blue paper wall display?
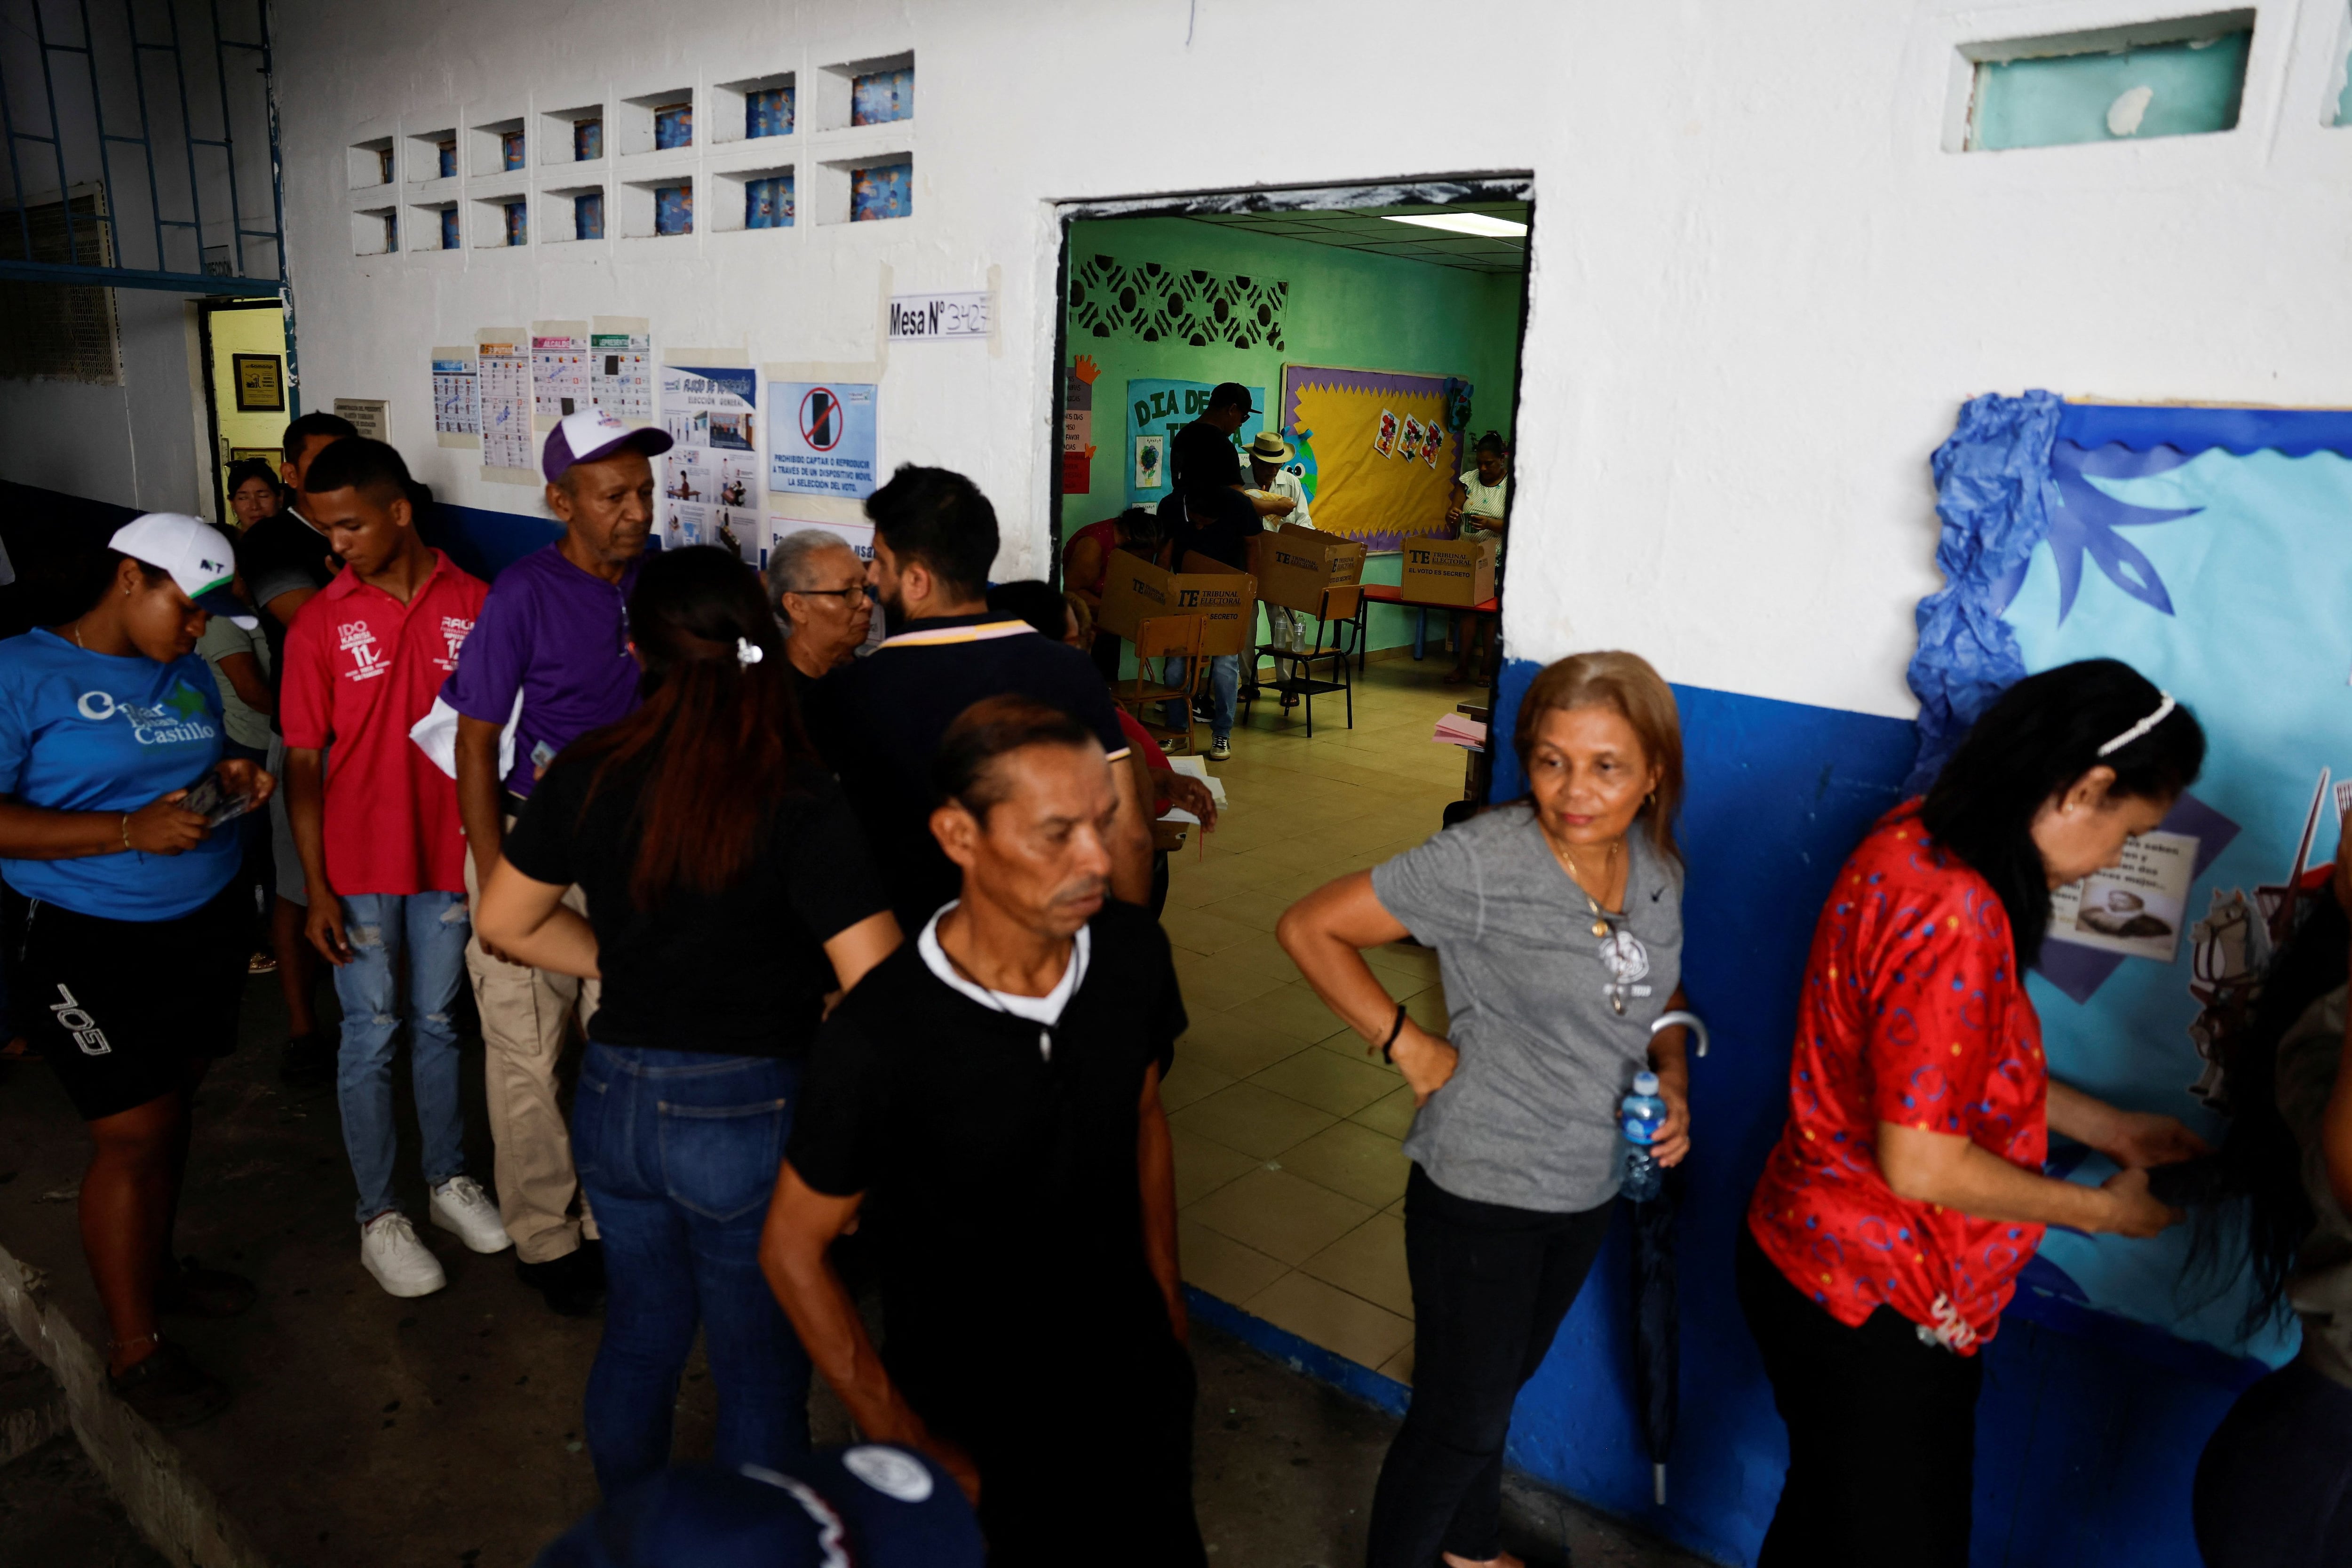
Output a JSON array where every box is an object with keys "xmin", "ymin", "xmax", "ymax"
[
  {"xmin": 1910, "ymin": 396, "xmax": 2352, "ymax": 1367},
  {"xmin": 747, "ymin": 86, "xmax": 793, "ymax": 140},
  {"xmin": 850, "ymin": 160, "xmax": 911, "ymax": 223}
]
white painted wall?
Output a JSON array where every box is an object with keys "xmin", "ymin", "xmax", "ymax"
[
  {"xmin": 255, "ymin": 0, "xmax": 2352, "ymax": 720},
  {"xmin": 0, "ymin": 289, "xmax": 211, "ymax": 516}
]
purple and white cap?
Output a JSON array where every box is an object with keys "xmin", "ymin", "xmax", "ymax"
[{"xmin": 542, "ymin": 408, "xmax": 675, "ymax": 485}]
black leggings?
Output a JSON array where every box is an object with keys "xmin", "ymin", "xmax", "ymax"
[
  {"xmin": 1366, "ymin": 1166, "xmax": 1613, "ymax": 1567},
  {"xmin": 2194, "ymin": 1356, "xmax": 2352, "ymax": 1568},
  {"xmin": 1735, "ymin": 1223, "xmax": 1982, "ymax": 1568}
]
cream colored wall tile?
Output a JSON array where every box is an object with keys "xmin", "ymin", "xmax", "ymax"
[
  {"xmin": 1244, "ymin": 1270, "xmax": 1414, "ymax": 1371},
  {"xmin": 1279, "ymin": 1120, "xmax": 1413, "ymax": 1209},
  {"xmin": 1160, "ymin": 903, "xmax": 1266, "ymax": 957},
  {"xmin": 1171, "ymin": 1127, "xmax": 1260, "ymax": 1208},
  {"xmin": 1178, "ymin": 1217, "xmax": 1289, "ymax": 1304},
  {"xmin": 1185, "ymin": 1166, "xmax": 1372, "ymax": 1265},
  {"xmin": 1248, "ymin": 982, "xmax": 1348, "ymax": 1043},
  {"xmin": 1198, "ymin": 889, "xmax": 1295, "ymax": 933},
  {"xmin": 1249, "ymin": 1049, "xmax": 1398, "ymax": 1119},
  {"xmin": 1299, "ymin": 1212, "xmax": 1413, "ymax": 1316},
  {"xmin": 1169, "ymin": 1082, "xmax": 1336, "ymax": 1161}
]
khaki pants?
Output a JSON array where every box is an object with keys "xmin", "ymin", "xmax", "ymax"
[{"xmin": 465, "ymin": 833, "xmax": 601, "ymax": 1264}]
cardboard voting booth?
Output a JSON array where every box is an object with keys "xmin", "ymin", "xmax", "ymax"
[
  {"xmin": 1400, "ymin": 536, "xmax": 1498, "ymax": 606},
  {"xmin": 1249, "ymin": 525, "xmax": 1366, "ymax": 614},
  {"xmin": 1097, "ymin": 551, "xmax": 1258, "ymax": 656}
]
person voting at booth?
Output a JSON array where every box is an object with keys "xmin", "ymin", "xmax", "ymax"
[
  {"xmin": 1243, "ymin": 433, "xmax": 1315, "ymax": 656},
  {"xmin": 1443, "ymin": 432, "xmax": 1510, "ymax": 685}
]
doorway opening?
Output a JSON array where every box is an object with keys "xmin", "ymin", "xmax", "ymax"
[
  {"xmin": 1045, "ymin": 176, "xmax": 1533, "ymax": 1384},
  {"xmin": 197, "ymin": 296, "xmax": 291, "ymax": 525}
]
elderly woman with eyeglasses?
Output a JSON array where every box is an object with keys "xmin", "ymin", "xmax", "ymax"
[{"xmin": 763, "ymin": 530, "xmax": 874, "ymax": 701}]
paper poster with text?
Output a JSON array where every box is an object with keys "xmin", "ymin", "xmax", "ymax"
[
  {"xmin": 590, "ymin": 329, "xmax": 652, "ymax": 423},
  {"xmin": 431, "ymin": 350, "xmax": 478, "ymax": 444},
  {"xmin": 660, "ymin": 365, "xmax": 761, "ymax": 556},
  {"xmin": 477, "ymin": 337, "xmax": 533, "ymax": 476},
  {"xmin": 769, "ymin": 381, "xmax": 879, "ymax": 500},
  {"xmin": 2048, "ymin": 829, "xmax": 2199, "ymax": 963},
  {"xmin": 532, "ymin": 329, "xmax": 590, "ymax": 424}
]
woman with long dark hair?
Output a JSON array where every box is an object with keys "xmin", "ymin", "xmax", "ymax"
[
  {"xmin": 1740, "ymin": 658, "xmax": 2209, "ymax": 1566},
  {"xmin": 2184, "ymin": 877, "xmax": 2352, "ymax": 1566},
  {"xmin": 1282, "ymin": 651, "xmax": 1695, "ymax": 1568},
  {"xmin": 476, "ymin": 546, "xmax": 900, "ymax": 1495}
]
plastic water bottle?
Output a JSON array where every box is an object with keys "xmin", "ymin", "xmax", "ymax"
[{"xmin": 1620, "ymin": 1071, "xmax": 1667, "ymax": 1202}]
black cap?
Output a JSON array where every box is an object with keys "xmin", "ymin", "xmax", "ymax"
[{"xmin": 1207, "ymin": 382, "xmax": 1254, "ymax": 414}]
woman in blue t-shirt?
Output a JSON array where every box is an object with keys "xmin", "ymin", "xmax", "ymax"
[{"xmin": 0, "ymin": 513, "xmax": 274, "ymax": 1431}]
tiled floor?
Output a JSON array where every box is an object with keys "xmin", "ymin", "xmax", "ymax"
[{"xmin": 1167, "ymin": 653, "xmax": 1478, "ymax": 1386}]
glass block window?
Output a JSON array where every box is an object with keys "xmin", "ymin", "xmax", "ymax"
[
  {"xmin": 504, "ymin": 200, "xmax": 528, "ymax": 247},
  {"xmin": 437, "ymin": 140, "xmax": 456, "ymax": 179},
  {"xmin": 850, "ymin": 159, "xmax": 911, "ymax": 222},
  {"xmin": 746, "ymin": 174, "xmax": 793, "ymax": 229},
  {"xmin": 851, "ymin": 67, "xmax": 913, "ymax": 126},
  {"xmin": 575, "ymin": 192, "xmax": 604, "ymax": 241},
  {"xmin": 748, "ymin": 86, "xmax": 794, "ymax": 139},
  {"xmin": 655, "ymin": 184, "xmax": 693, "ymax": 236},
  {"xmin": 574, "ymin": 118, "xmax": 603, "ymax": 160},
  {"xmin": 501, "ymin": 129, "xmax": 526, "ymax": 170},
  {"xmin": 439, "ymin": 207, "xmax": 460, "ymax": 249},
  {"xmin": 654, "ymin": 103, "xmax": 693, "ymax": 150}
]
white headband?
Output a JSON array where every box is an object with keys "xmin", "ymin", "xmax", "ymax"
[{"xmin": 2097, "ymin": 692, "xmax": 2176, "ymax": 757}]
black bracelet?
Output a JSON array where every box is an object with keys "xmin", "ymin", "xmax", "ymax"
[{"xmin": 1378, "ymin": 1002, "xmax": 1409, "ymax": 1063}]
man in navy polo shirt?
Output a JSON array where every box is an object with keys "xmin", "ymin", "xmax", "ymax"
[
  {"xmin": 802, "ymin": 465, "xmax": 1152, "ymax": 935},
  {"xmin": 441, "ymin": 408, "xmax": 671, "ymax": 1317}
]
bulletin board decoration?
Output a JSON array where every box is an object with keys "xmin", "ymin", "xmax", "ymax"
[
  {"xmin": 1909, "ymin": 391, "xmax": 2352, "ymax": 1371},
  {"xmin": 1123, "ymin": 378, "xmax": 1263, "ymax": 508},
  {"xmin": 1281, "ymin": 365, "xmax": 1461, "ymax": 551}
]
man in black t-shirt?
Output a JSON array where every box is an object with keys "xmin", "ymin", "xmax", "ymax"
[
  {"xmin": 764, "ymin": 696, "xmax": 1203, "ymax": 1568},
  {"xmin": 802, "ymin": 465, "xmax": 1152, "ymax": 932},
  {"xmin": 235, "ymin": 408, "xmax": 356, "ymax": 1088}
]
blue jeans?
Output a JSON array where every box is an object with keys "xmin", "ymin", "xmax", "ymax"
[
  {"xmin": 332, "ymin": 891, "xmax": 470, "ymax": 1224},
  {"xmin": 1161, "ymin": 653, "xmax": 1240, "ymax": 741},
  {"xmin": 572, "ymin": 1042, "xmax": 810, "ymax": 1496}
]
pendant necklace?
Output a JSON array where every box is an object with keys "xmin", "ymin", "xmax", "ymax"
[{"xmin": 1558, "ymin": 836, "xmax": 1620, "ymax": 939}]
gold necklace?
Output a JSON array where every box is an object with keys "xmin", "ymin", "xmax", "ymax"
[{"xmin": 1554, "ymin": 836, "xmax": 1621, "ymax": 939}]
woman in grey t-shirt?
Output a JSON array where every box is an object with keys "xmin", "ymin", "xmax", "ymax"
[{"xmin": 1280, "ymin": 651, "xmax": 1694, "ymax": 1568}]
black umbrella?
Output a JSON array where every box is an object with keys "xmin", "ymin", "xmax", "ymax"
[{"xmin": 1631, "ymin": 1009, "xmax": 1708, "ymax": 1507}]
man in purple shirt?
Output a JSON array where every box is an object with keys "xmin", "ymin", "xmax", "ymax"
[{"xmin": 442, "ymin": 409, "xmax": 669, "ymax": 1317}]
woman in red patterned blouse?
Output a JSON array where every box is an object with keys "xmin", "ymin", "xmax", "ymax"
[{"xmin": 1740, "ymin": 660, "xmax": 2211, "ymax": 1567}]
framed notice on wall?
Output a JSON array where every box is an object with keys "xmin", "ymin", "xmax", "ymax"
[{"xmin": 231, "ymin": 353, "xmax": 283, "ymax": 412}]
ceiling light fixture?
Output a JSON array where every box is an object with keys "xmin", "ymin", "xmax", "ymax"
[{"xmin": 1382, "ymin": 212, "xmax": 1528, "ymax": 239}]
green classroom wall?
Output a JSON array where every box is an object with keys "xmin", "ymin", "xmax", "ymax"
[{"xmin": 1060, "ymin": 215, "xmax": 1523, "ymax": 657}]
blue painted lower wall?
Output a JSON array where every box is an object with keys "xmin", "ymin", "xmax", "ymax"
[{"xmin": 1214, "ymin": 657, "xmax": 2237, "ymax": 1567}]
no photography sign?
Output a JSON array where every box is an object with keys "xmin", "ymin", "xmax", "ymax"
[{"xmin": 769, "ymin": 380, "xmax": 878, "ymax": 499}]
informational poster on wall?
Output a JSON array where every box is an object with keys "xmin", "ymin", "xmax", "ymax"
[
  {"xmin": 1062, "ymin": 355, "xmax": 1097, "ymax": 494},
  {"xmin": 659, "ymin": 364, "xmax": 761, "ymax": 558},
  {"xmin": 532, "ymin": 320, "xmax": 590, "ymax": 427},
  {"xmin": 768, "ymin": 380, "xmax": 879, "ymax": 499},
  {"xmin": 1124, "ymin": 379, "xmax": 1263, "ymax": 509},
  {"xmin": 333, "ymin": 398, "xmax": 388, "ymax": 444},
  {"xmin": 431, "ymin": 347, "xmax": 479, "ymax": 448},
  {"xmin": 476, "ymin": 330, "xmax": 534, "ymax": 481},
  {"xmin": 1280, "ymin": 365, "xmax": 1462, "ymax": 551},
  {"xmin": 768, "ymin": 515, "xmax": 876, "ymax": 565},
  {"xmin": 589, "ymin": 316, "xmax": 652, "ymax": 423},
  {"xmin": 1908, "ymin": 396, "xmax": 2352, "ymax": 1367}
]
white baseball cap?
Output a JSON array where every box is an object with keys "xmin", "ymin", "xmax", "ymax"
[
  {"xmin": 542, "ymin": 407, "xmax": 674, "ymax": 484},
  {"xmin": 109, "ymin": 513, "xmax": 256, "ymax": 628}
]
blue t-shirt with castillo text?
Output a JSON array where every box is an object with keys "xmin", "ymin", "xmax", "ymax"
[{"xmin": 0, "ymin": 629, "xmax": 238, "ymax": 920}]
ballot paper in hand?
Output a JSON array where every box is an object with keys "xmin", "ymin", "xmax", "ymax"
[{"xmin": 1165, "ymin": 754, "xmax": 1229, "ymax": 809}]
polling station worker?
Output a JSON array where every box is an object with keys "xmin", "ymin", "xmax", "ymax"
[
  {"xmin": 1280, "ymin": 652, "xmax": 1694, "ymax": 1568},
  {"xmin": 1060, "ymin": 506, "xmax": 1164, "ymax": 683},
  {"xmin": 1243, "ymin": 432, "xmax": 1319, "ymax": 660},
  {"xmin": 1740, "ymin": 659, "xmax": 2210, "ymax": 1567}
]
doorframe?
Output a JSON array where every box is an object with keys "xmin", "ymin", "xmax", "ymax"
[
  {"xmin": 1042, "ymin": 174, "xmax": 1535, "ymax": 795},
  {"xmin": 196, "ymin": 294, "xmax": 291, "ymax": 526}
]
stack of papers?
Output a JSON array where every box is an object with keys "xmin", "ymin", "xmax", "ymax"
[
  {"xmin": 1160, "ymin": 754, "xmax": 1230, "ymax": 825},
  {"xmin": 1433, "ymin": 713, "xmax": 1487, "ymax": 751}
]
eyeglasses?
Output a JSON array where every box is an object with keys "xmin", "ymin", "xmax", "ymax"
[{"xmin": 792, "ymin": 585, "xmax": 874, "ymax": 605}]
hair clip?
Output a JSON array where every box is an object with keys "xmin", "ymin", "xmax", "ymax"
[
  {"xmin": 736, "ymin": 637, "xmax": 764, "ymax": 666},
  {"xmin": 2096, "ymin": 692, "xmax": 2174, "ymax": 757}
]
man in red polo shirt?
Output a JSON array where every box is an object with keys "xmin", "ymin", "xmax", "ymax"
[{"xmin": 282, "ymin": 438, "xmax": 510, "ymax": 1298}]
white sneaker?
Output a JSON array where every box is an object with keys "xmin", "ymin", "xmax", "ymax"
[
  {"xmin": 429, "ymin": 1176, "xmax": 512, "ymax": 1255},
  {"xmin": 360, "ymin": 1212, "xmax": 447, "ymax": 1297}
]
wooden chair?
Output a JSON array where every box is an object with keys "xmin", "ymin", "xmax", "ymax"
[
  {"xmin": 1244, "ymin": 584, "xmax": 1359, "ymax": 737},
  {"xmin": 1117, "ymin": 613, "xmax": 1208, "ymax": 754}
]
